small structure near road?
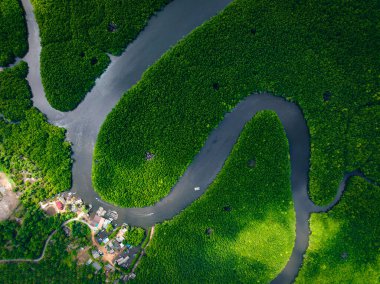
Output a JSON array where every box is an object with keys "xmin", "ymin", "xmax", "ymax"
[
  {"xmin": 145, "ymin": 152, "xmax": 155, "ymax": 161},
  {"xmin": 205, "ymin": 228, "xmax": 213, "ymax": 236},
  {"xmin": 40, "ymin": 191, "xmax": 88, "ymax": 216},
  {"xmin": 92, "ymin": 250, "xmax": 100, "ymax": 259},
  {"xmin": 90, "ymin": 214, "xmax": 105, "ymax": 230},
  {"xmin": 55, "ymin": 200, "xmax": 64, "ymax": 211},
  {"xmin": 116, "ymin": 255, "xmax": 129, "ymax": 266},
  {"xmin": 92, "ymin": 261, "xmax": 102, "ymax": 272}
]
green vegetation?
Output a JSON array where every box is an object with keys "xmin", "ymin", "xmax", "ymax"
[
  {"xmin": 135, "ymin": 111, "xmax": 295, "ymax": 283},
  {"xmin": 0, "ymin": 61, "xmax": 31, "ymax": 121},
  {"xmin": 296, "ymin": 177, "xmax": 380, "ymax": 283},
  {"xmin": 0, "ymin": 0, "xmax": 28, "ymax": 66},
  {"xmin": 31, "ymin": 0, "xmax": 172, "ymax": 111},
  {"xmin": 0, "ymin": 62, "xmax": 72, "ymax": 258},
  {"xmin": 94, "ymin": 0, "xmax": 380, "ymax": 207},
  {"xmin": 0, "ymin": 63, "xmax": 72, "ymax": 197},
  {"xmin": 124, "ymin": 227, "xmax": 145, "ymax": 247},
  {"xmin": 140, "ymin": 227, "xmax": 151, "ymax": 248},
  {"xmin": 105, "ymin": 223, "xmax": 113, "ymax": 233},
  {"xmin": 67, "ymin": 221, "xmax": 91, "ymax": 246},
  {"xmin": 0, "ymin": 206, "xmax": 72, "ymax": 259},
  {"xmin": 0, "ymin": 228, "xmax": 105, "ymax": 284},
  {"xmin": 108, "ymin": 226, "xmax": 120, "ymax": 240}
]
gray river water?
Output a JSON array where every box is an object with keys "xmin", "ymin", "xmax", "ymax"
[{"xmin": 12, "ymin": 0, "xmax": 366, "ymax": 282}]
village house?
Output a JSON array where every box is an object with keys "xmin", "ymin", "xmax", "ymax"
[
  {"xmin": 105, "ymin": 264, "xmax": 115, "ymax": 273},
  {"xmin": 92, "ymin": 250, "xmax": 100, "ymax": 259},
  {"xmin": 90, "ymin": 213, "xmax": 105, "ymax": 230},
  {"xmin": 55, "ymin": 200, "xmax": 64, "ymax": 211},
  {"xmin": 96, "ymin": 229, "xmax": 110, "ymax": 244},
  {"xmin": 116, "ymin": 255, "xmax": 129, "ymax": 266},
  {"xmin": 92, "ymin": 261, "xmax": 102, "ymax": 273}
]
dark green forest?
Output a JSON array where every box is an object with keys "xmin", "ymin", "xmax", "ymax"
[
  {"xmin": 0, "ymin": 0, "xmax": 28, "ymax": 66},
  {"xmin": 296, "ymin": 177, "xmax": 380, "ymax": 282},
  {"xmin": 32, "ymin": 0, "xmax": 172, "ymax": 111},
  {"xmin": 0, "ymin": 227, "xmax": 105, "ymax": 284},
  {"xmin": 0, "ymin": 0, "xmax": 379, "ymax": 282},
  {"xmin": 135, "ymin": 111, "xmax": 295, "ymax": 282},
  {"xmin": 94, "ymin": 0, "xmax": 380, "ymax": 207},
  {"xmin": 0, "ymin": 63, "xmax": 72, "ymax": 259}
]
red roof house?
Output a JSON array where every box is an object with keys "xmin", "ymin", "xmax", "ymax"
[{"xmin": 55, "ymin": 201, "xmax": 64, "ymax": 211}]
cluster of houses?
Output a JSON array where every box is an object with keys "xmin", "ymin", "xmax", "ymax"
[
  {"xmin": 94, "ymin": 223, "xmax": 140, "ymax": 269},
  {"xmin": 40, "ymin": 192, "xmax": 89, "ymax": 216},
  {"xmin": 89, "ymin": 206, "xmax": 117, "ymax": 230},
  {"xmin": 40, "ymin": 192, "xmax": 144, "ymax": 281}
]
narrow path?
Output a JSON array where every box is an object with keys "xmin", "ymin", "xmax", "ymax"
[{"xmin": 0, "ymin": 218, "xmax": 90, "ymax": 263}]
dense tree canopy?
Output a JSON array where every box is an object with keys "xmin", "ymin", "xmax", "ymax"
[
  {"xmin": 136, "ymin": 111, "xmax": 295, "ymax": 282},
  {"xmin": 0, "ymin": 0, "xmax": 28, "ymax": 66},
  {"xmin": 94, "ymin": 0, "xmax": 380, "ymax": 207},
  {"xmin": 0, "ymin": 229, "xmax": 104, "ymax": 283},
  {"xmin": 0, "ymin": 63, "xmax": 72, "ymax": 258},
  {"xmin": 296, "ymin": 177, "xmax": 380, "ymax": 283},
  {"xmin": 32, "ymin": 0, "xmax": 172, "ymax": 111}
]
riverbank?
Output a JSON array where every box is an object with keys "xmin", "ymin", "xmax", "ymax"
[
  {"xmin": 2, "ymin": 0, "xmax": 378, "ymax": 283},
  {"xmin": 134, "ymin": 111, "xmax": 295, "ymax": 283}
]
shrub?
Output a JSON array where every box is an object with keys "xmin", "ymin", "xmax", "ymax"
[{"xmin": 125, "ymin": 227, "xmax": 145, "ymax": 247}]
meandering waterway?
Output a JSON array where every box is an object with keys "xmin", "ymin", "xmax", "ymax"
[{"xmin": 15, "ymin": 0, "xmax": 369, "ymax": 282}]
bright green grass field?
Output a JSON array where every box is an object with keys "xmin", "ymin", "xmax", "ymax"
[
  {"xmin": 0, "ymin": 0, "xmax": 28, "ymax": 66},
  {"xmin": 32, "ymin": 0, "xmax": 171, "ymax": 111},
  {"xmin": 296, "ymin": 176, "xmax": 380, "ymax": 283},
  {"xmin": 94, "ymin": 0, "xmax": 380, "ymax": 207},
  {"xmin": 134, "ymin": 111, "xmax": 295, "ymax": 283}
]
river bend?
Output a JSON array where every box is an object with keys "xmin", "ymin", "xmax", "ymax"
[{"xmin": 15, "ymin": 0, "xmax": 367, "ymax": 283}]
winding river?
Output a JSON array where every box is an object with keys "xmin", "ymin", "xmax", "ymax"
[{"xmin": 14, "ymin": 0, "xmax": 368, "ymax": 282}]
